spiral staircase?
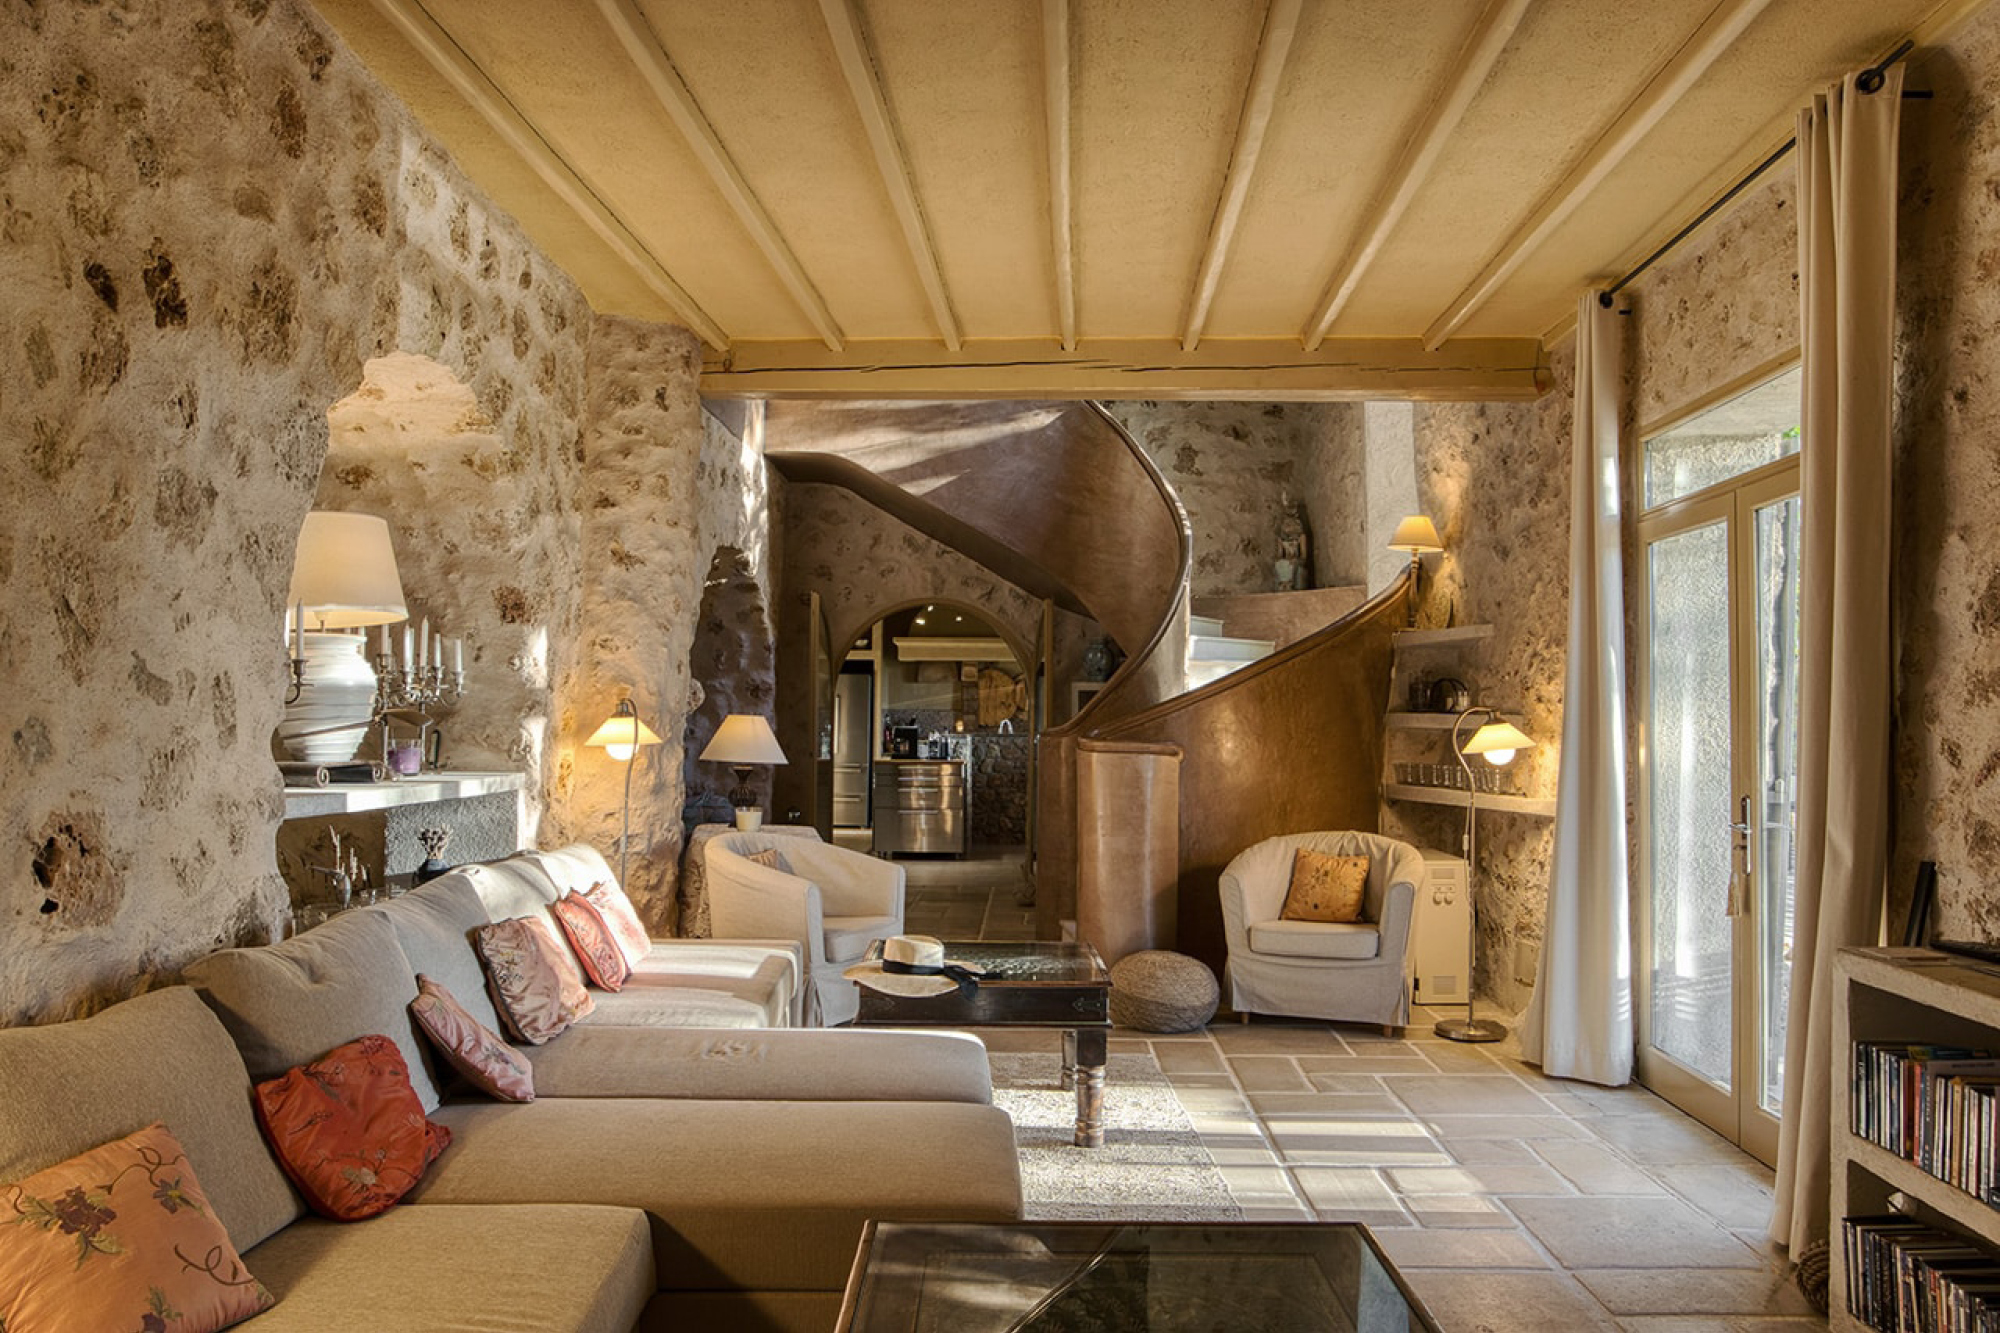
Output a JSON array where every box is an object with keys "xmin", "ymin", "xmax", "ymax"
[{"xmin": 762, "ymin": 400, "xmax": 1409, "ymax": 972}]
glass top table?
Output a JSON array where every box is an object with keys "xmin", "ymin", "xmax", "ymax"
[
  {"xmin": 836, "ymin": 1220, "xmax": 1440, "ymax": 1332},
  {"xmin": 853, "ymin": 939, "xmax": 1112, "ymax": 1146}
]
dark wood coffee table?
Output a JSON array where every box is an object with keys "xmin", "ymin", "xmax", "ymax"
[
  {"xmin": 836, "ymin": 1220, "xmax": 1442, "ymax": 1331},
  {"xmin": 852, "ymin": 939, "xmax": 1112, "ymax": 1147}
]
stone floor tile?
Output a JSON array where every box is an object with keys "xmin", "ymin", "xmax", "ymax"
[
  {"xmin": 1574, "ymin": 1268, "xmax": 1812, "ymax": 1316},
  {"xmin": 1226, "ymin": 1055, "xmax": 1311, "ymax": 1091},
  {"xmin": 1383, "ymin": 1073, "xmax": 1561, "ymax": 1116},
  {"xmin": 1291, "ymin": 1165, "xmax": 1411, "ymax": 1228},
  {"xmin": 1373, "ymin": 1226, "xmax": 1552, "ymax": 1270},
  {"xmin": 1590, "ymin": 1113, "xmax": 1756, "ymax": 1166},
  {"xmin": 1508, "ymin": 1196, "xmax": 1767, "ymax": 1270},
  {"xmin": 1533, "ymin": 1141, "xmax": 1670, "ymax": 1195},
  {"xmin": 1251, "ymin": 1090, "xmax": 1401, "ymax": 1116},
  {"xmin": 1162, "ymin": 1071, "xmax": 1236, "ymax": 1089},
  {"xmin": 1446, "ymin": 1138, "xmax": 1541, "ymax": 1165},
  {"xmin": 1297, "ymin": 1054, "xmax": 1436, "ymax": 1073},
  {"xmin": 1403, "ymin": 1194, "xmax": 1522, "ymax": 1228},
  {"xmin": 1404, "ymin": 1270, "xmax": 1619, "ymax": 1332},
  {"xmin": 1107, "ymin": 1037, "xmax": 1150, "ymax": 1054},
  {"xmin": 1209, "ymin": 1023, "xmax": 1350, "ymax": 1055},
  {"xmin": 1303, "ymin": 1070, "xmax": 1390, "ymax": 1093},
  {"xmin": 1389, "ymin": 1162, "xmax": 1572, "ymax": 1196},
  {"xmin": 1151, "ymin": 1041, "xmax": 1226, "ymax": 1075},
  {"xmin": 1266, "ymin": 1117, "xmax": 1453, "ymax": 1167},
  {"xmin": 1330, "ymin": 1034, "xmax": 1419, "ymax": 1055},
  {"xmin": 1663, "ymin": 1163, "xmax": 1777, "ymax": 1231},
  {"xmin": 1424, "ymin": 1114, "xmax": 1595, "ymax": 1141},
  {"xmin": 1415, "ymin": 1041, "xmax": 1511, "ymax": 1074}
]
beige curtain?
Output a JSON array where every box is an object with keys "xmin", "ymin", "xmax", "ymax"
[
  {"xmin": 1770, "ymin": 65, "xmax": 1901, "ymax": 1257},
  {"xmin": 1520, "ymin": 294, "xmax": 1632, "ymax": 1087}
]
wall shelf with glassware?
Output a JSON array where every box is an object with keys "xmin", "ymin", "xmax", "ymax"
[
  {"xmin": 1383, "ymin": 783, "xmax": 1555, "ymax": 817},
  {"xmin": 1381, "ymin": 623, "xmax": 1554, "ymax": 819}
]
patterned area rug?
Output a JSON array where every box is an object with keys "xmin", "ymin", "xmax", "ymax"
[{"xmin": 989, "ymin": 1052, "xmax": 1243, "ymax": 1221}]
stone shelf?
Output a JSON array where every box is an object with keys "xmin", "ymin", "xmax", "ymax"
[
  {"xmin": 1382, "ymin": 782, "xmax": 1555, "ymax": 818},
  {"xmin": 281, "ymin": 770, "xmax": 526, "ymax": 821},
  {"xmin": 1391, "ymin": 625, "xmax": 1496, "ymax": 649}
]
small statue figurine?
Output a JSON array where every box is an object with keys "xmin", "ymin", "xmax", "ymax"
[{"xmin": 1274, "ymin": 500, "xmax": 1312, "ymax": 592}]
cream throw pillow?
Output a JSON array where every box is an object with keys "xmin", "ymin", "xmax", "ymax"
[{"xmin": 1279, "ymin": 850, "xmax": 1370, "ymax": 923}]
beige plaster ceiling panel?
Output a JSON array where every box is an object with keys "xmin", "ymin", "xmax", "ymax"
[
  {"xmin": 1199, "ymin": 0, "xmax": 1465, "ymax": 338},
  {"xmin": 1071, "ymin": 0, "xmax": 1265, "ymax": 337},
  {"xmin": 641, "ymin": 0, "xmax": 939, "ymax": 338},
  {"xmin": 857, "ymin": 0, "xmax": 1055, "ymax": 339}
]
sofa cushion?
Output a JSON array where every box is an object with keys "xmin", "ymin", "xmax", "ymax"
[
  {"xmin": 461, "ymin": 857, "xmax": 564, "ymax": 933},
  {"xmin": 242, "ymin": 1203, "xmax": 652, "ymax": 1333},
  {"xmin": 1248, "ymin": 918, "xmax": 1381, "ymax": 960},
  {"xmin": 0, "ymin": 1121, "xmax": 273, "ymax": 1333},
  {"xmin": 521, "ymin": 1026, "xmax": 994, "ymax": 1103},
  {"xmin": 185, "ymin": 909, "xmax": 442, "ymax": 1112},
  {"xmin": 253, "ymin": 1034, "xmax": 451, "ymax": 1221},
  {"xmin": 823, "ymin": 914, "xmax": 899, "ymax": 966},
  {"xmin": 367, "ymin": 873, "xmax": 506, "ymax": 1036},
  {"xmin": 410, "ymin": 975, "xmax": 535, "ymax": 1102},
  {"xmin": 475, "ymin": 918, "xmax": 589, "ymax": 1044},
  {"xmin": 410, "ymin": 1098, "xmax": 1023, "ymax": 1291},
  {"xmin": 577, "ymin": 984, "xmax": 770, "ymax": 1029},
  {"xmin": 608, "ymin": 942, "xmax": 803, "ymax": 1028},
  {"xmin": 0, "ymin": 987, "xmax": 301, "ymax": 1253},
  {"xmin": 553, "ymin": 891, "xmax": 631, "ymax": 990},
  {"xmin": 517, "ymin": 843, "xmax": 619, "ymax": 900}
]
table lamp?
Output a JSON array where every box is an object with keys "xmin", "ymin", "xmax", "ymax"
[
  {"xmin": 279, "ymin": 512, "xmax": 408, "ymax": 763},
  {"xmin": 585, "ymin": 698, "xmax": 662, "ymax": 886},
  {"xmin": 1386, "ymin": 515, "xmax": 1444, "ymax": 628},
  {"xmin": 1434, "ymin": 706, "xmax": 1536, "ymax": 1044},
  {"xmin": 699, "ymin": 714, "xmax": 789, "ymax": 831}
]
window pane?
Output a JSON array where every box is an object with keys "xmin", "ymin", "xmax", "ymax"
[
  {"xmin": 1643, "ymin": 366, "xmax": 1801, "ymax": 508},
  {"xmin": 1755, "ymin": 494, "xmax": 1801, "ymax": 1115}
]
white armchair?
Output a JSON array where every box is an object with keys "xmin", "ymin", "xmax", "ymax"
[
  {"xmin": 1218, "ymin": 831, "xmax": 1422, "ymax": 1032},
  {"xmin": 704, "ymin": 832, "xmax": 905, "ymax": 1026}
]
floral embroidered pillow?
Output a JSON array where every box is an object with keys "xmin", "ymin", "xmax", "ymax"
[
  {"xmin": 409, "ymin": 974, "xmax": 535, "ymax": 1102},
  {"xmin": 0, "ymin": 1122, "xmax": 273, "ymax": 1333},
  {"xmin": 583, "ymin": 881, "xmax": 651, "ymax": 969},
  {"xmin": 475, "ymin": 917, "xmax": 591, "ymax": 1044},
  {"xmin": 552, "ymin": 892, "xmax": 631, "ymax": 991},
  {"xmin": 522, "ymin": 913, "xmax": 594, "ymax": 1012},
  {"xmin": 1279, "ymin": 850, "xmax": 1371, "ymax": 924},
  {"xmin": 252, "ymin": 1033, "xmax": 452, "ymax": 1221}
]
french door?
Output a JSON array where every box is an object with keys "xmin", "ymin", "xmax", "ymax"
[{"xmin": 1636, "ymin": 453, "xmax": 1800, "ymax": 1166}]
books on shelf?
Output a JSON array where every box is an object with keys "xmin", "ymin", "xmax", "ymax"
[
  {"xmin": 1844, "ymin": 1214, "xmax": 2000, "ymax": 1331},
  {"xmin": 1853, "ymin": 1041, "xmax": 2000, "ymax": 1202}
]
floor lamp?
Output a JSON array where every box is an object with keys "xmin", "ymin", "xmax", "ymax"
[
  {"xmin": 585, "ymin": 699, "xmax": 662, "ymax": 887},
  {"xmin": 1435, "ymin": 706, "xmax": 1537, "ymax": 1044}
]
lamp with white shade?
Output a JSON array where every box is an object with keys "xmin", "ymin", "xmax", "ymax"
[
  {"xmin": 698, "ymin": 714, "xmax": 789, "ymax": 831},
  {"xmin": 278, "ymin": 512, "xmax": 408, "ymax": 763},
  {"xmin": 585, "ymin": 698, "xmax": 663, "ymax": 886},
  {"xmin": 1386, "ymin": 515, "xmax": 1444, "ymax": 628},
  {"xmin": 1435, "ymin": 705, "xmax": 1537, "ymax": 1044}
]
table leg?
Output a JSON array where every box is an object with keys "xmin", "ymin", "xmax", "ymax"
[
  {"xmin": 1060, "ymin": 1028, "xmax": 1076, "ymax": 1090},
  {"xmin": 1071, "ymin": 1027, "xmax": 1107, "ymax": 1148}
]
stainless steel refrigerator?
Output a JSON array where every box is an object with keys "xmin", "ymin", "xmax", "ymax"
[{"xmin": 832, "ymin": 673, "xmax": 871, "ymax": 829}]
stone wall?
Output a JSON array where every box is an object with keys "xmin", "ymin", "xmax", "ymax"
[{"xmin": 0, "ymin": 0, "xmax": 605, "ymax": 1023}]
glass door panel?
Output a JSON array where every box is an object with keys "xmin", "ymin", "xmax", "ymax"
[
  {"xmin": 1752, "ymin": 493, "xmax": 1801, "ymax": 1118},
  {"xmin": 1646, "ymin": 520, "xmax": 1736, "ymax": 1090}
]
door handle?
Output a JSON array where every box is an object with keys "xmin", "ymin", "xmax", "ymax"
[{"xmin": 1727, "ymin": 794, "xmax": 1752, "ymax": 918}]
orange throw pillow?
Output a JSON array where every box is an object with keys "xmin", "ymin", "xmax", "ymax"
[
  {"xmin": 552, "ymin": 892, "xmax": 631, "ymax": 991},
  {"xmin": 0, "ymin": 1122, "xmax": 272, "ymax": 1333},
  {"xmin": 583, "ymin": 881, "xmax": 651, "ymax": 969},
  {"xmin": 1279, "ymin": 850, "xmax": 1371, "ymax": 923},
  {"xmin": 252, "ymin": 1033, "xmax": 452, "ymax": 1221}
]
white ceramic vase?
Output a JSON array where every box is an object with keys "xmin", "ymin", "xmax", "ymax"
[{"xmin": 278, "ymin": 631, "xmax": 378, "ymax": 762}]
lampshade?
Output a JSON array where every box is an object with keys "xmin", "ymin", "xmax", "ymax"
[
  {"xmin": 289, "ymin": 512, "xmax": 408, "ymax": 627},
  {"xmin": 1463, "ymin": 719, "xmax": 1535, "ymax": 765},
  {"xmin": 1387, "ymin": 515, "xmax": 1444, "ymax": 554},
  {"xmin": 699, "ymin": 714, "xmax": 789, "ymax": 766},
  {"xmin": 585, "ymin": 700, "xmax": 662, "ymax": 762}
]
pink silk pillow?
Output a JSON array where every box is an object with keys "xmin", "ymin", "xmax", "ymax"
[
  {"xmin": 583, "ymin": 880, "xmax": 651, "ymax": 969},
  {"xmin": 0, "ymin": 1122, "xmax": 273, "ymax": 1333},
  {"xmin": 552, "ymin": 892, "xmax": 631, "ymax": 991},
  {"xmin": 409, "ymin": 973, "xmax": 535, "ymax": 1102},
  {"xmin": 475, "ymin": 917, "xmax": 592, "ymax": 1044},
  {"xmin": 252, "ymin": 1034, "xmax": 451, "ymax": 1221},
  {"xmin": 523, "ymin": 915, "xmax": 594, "ymax": 1017}
]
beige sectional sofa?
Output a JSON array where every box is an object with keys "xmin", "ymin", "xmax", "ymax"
[{"xmin": 0, "ymin": 846, "xmax": 1022, "ymax": 1332}]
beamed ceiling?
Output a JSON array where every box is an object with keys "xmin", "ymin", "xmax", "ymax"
[{"xmin": 315, "ymin": 0, "xmax": 1983, "ymax": 400}]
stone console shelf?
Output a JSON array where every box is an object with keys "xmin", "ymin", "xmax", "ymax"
[
  {"xmin": 276, "ymin": 770, "xmax": 527, "ymax": 903},
  {"xmin": 280, "ymin": 769, "xmax": 526, "ymax": 820}
]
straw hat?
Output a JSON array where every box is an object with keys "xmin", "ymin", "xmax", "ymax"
[{"xmin": 844, "ymin": 934, "xmax": 985, "ymax": 997}]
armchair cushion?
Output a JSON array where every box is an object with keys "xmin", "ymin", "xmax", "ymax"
[
  {"xmin": 1249, "ymin": 919, "xmax": 1381, "ymax": 960},
  {"xmin": 824, "ymin": 914, "xmax": 899, "ymax": 966},
  {"xmin": 744, "ymin": 848, "xmax": 792, "ymax": 874},
  {"xmin": 1279, "ymin": 850, "xmax": 1369, "ymax": 923}
]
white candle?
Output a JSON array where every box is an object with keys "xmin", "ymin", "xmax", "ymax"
[
  {"xmin": 453, "ymin": 638, "xmax": 463, "ymax": 674},
  {"xmin": 433, "ymin": 635, "xmax": 442, "ymax": 670},
  {"xmin": 292, "ymin": 602, "xmax": 304, "ymax": 661},
  {"xmin": 418, "ymin": 618, "xmax": 428, "ymax": 669},
  {"xmin": 377, "ymin": 624, "xmax": 389, "ymax": 658},
  {"xmin": 403, "ymin": 626, "xmax": 414, "ymax": 672}
]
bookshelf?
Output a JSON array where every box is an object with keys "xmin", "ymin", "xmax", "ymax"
[{"xmin": 1832, "ymin": 946, "xmax": 2000, "ymax": 1329}]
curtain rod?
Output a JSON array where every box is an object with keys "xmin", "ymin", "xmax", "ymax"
[{"xmin": 1599, "ymin": 39, "xmax": 1928, "ymax": 305}]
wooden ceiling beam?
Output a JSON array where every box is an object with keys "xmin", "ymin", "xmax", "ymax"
[
  {"xmin": 366, "ymin": 0, "xmax": 729, "ymax": 350},
  {"xmin": 702, "ymin": 336, "xmax": 1548, "ymax": 401},
  {"xmin": 593, "ymin": 0, "xmax": 844, "ymax": 351},
  {"xmin": 1042, "ymin": 0, "xmax": 1077, "ymax": 352},
  {"xmin": 1181, "ymin": 0, "xmax": 1304, "ymax": 353},
  {"xmin": 816, "ymin": 0, "xmax": 963, "ymax": 350},
  {"xmin": 1302, "ymin": 0, "xmax": 1531, "ymax": 350},
  {"xmin": 1421, "ymin": 0, "xmax": 1778, "ymax": 350}
]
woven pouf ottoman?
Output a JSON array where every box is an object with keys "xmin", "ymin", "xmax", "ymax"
[{"xmin": 1109, "ymin": 950, "xmax": 1220, "ymax": 1033}]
